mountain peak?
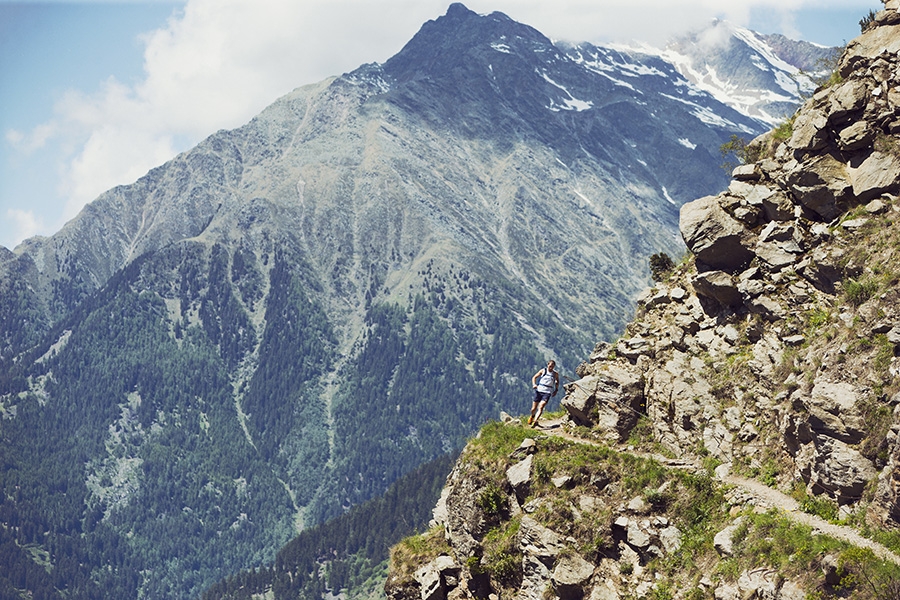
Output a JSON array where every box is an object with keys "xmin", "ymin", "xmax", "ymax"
[
  {"xmin": 445, "ymin": 2, "xmax": 475, "ymax": 18},
  {"xmin": 382, "ymin": 2, "xmax": 552, "ymax": 83}
]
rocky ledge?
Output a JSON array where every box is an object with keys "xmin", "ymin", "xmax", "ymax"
[
  {"xmin": 387, "ymin": 7, "xmax": 900, "ymax": 600},
  {"xmin": 585, "ymin": 6, "xmax": 900, "ymax": 525}
]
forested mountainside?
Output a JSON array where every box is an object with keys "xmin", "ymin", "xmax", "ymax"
[
  {"xmin": 0, "ymin": 4, "xmax": 836, "ymax": 599},
  {"xmin": 386, "ymin": 6, "xmax": 900, "ymax": 600},
  {"xmin": 201, "ymin": 453, "xmax": 457, "ymax": 600}
]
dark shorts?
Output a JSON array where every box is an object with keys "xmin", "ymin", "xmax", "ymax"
[{"xmin": 534, "ymin": 390, "xmax": 552, "ymax": 404}]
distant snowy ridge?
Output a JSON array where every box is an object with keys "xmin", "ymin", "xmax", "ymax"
[{"xmin": 614, "ymin": 19, "xmax": 836, "ymax": 127}]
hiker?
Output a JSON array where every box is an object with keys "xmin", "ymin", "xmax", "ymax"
[{"xmin": 528, "ymin": 360, "xmax": 559, "ymax": 427}]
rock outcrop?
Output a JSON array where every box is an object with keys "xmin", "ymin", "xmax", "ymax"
[
  {"xmin": 389, "ymin": 9, "xmax": 900, "ymax": 600},
  {"xmin": 571, "ymin": 10, "xmax": 900, "ymax": 523}
]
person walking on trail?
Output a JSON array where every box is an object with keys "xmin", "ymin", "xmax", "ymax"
[{"xmin": 529, "ymin": 360, "xmax": 559, "ymax": 427}]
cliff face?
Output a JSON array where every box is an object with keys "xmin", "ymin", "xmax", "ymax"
[{"xmin": 386, "ymin": 6, "xmax": 900, "ymax": 600}]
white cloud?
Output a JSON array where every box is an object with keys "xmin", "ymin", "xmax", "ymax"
[
  {"xmin": 6, "ymin": 122, "xmax": 58, "ymax": 154},
  {"xmin": 5, "ymin": 130, "xmax": 24, "ymax": 146},
  {"xmin": 6, "ymin": 209, "xmax": 43, "ymax": 243},
  {"xmin": 465, "ymin": 0, "xmax": 873, "ymax": 45},
  {"xmin": 27, "ymin": 0, "xmax": 448, "ymax": 223}
]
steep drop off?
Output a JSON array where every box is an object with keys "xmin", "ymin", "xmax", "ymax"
[{"xmin": 387, "ymin": 6, "xmax": 900, "ymax": 600}]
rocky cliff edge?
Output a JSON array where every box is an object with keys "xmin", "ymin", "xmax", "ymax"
[{"xmin": 386, "ymin": 5, "xmax": 900, "ymax": 600}]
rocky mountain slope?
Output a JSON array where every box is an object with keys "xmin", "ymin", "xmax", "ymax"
[
  {"xmin": 660, "ymin": 19, "xmax": 837, "ymax": 127},
  {"xmin": 0, "ymin": 5, "xmax": 847, "ymax": 600},
  {"xmin": 385, "ymin": 5, "xmax": 900, "ymax": 600}
]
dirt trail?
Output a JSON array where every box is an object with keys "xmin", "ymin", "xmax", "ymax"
[
  {"xmin": 530, "ymin": 417, "xmax": 900, "ymax": 566},
  {"xmin": 723, "ymin": 474, "xmax": 900, "ymax": 565}
]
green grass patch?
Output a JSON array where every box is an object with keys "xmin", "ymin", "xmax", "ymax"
[
  {"xmin": 844, "ymin": 277, "xmax": 880, "ymax": 307},
  {"xmin": 858, "ymin": 394, "xmax": 893, "ymax": 464},
  {"xmin": 627, "ymin": 415, "xmax": 654, "ymax": 447},
  {"xmin": 801, "ymin": 495, "xmax": 839, "ymax": 523},
  {"xmin": 772, "ymin": 116, "xmax": 795, "ymax": 142},
  {"xmin": 790, "ymin": 484, "xmax": 840, "ymax": 522},
  {"xmin": 873, "ymin": 334, "xmax": 895, "ymax": 373},
  {"xmin": 773, "ymin": 347, "xmax": 801, "ymax": 388},
  {"xmin": 705, "ymin": 508, "xmax": 900, "ymax": 597},
  {"xmin": 859, "ymin": 524, "xmax": 900, "ymax": 557},
  {"xmin": 748, "ymin": 457, "xmax": 780, "ymax": 487},
  {"xmin": 647, "ymin": 581, "xmax": 676, "ymax": 600},
  {"xmin": 481, "ymin": 517, "xmax": 522, "ymax": 585},
  {"xmin": 805, "ymin": 307, "xmax": 831, "ymax": 332},
  {"xmin": 620, "ymin": 453, "xmax": 669, "ymax": 494},
  {"xmin": 739, "ymin": 511, "xmax": 828, "ymax": 570},
  {"xmin": 478, "ymin": 483, "xmax": 508, "ymax": 516},
  {"xmin": 464, "ymin": 419, "xmax": 537, "ymax": 472},
  {"xmin": 469, "ymin": 420, "xmax": 535, "ymax": 455},
  {"xmin": 389, "ymin": 526, "xmax": 451, "ymax": 582}
]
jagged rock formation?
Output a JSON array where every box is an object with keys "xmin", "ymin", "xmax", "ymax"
[
  {"xmin": 618, "ymin": 3, "xmax": 900, "ymax": 521},
  {"xmin": 387, "ymin": 6, "xmax": 900, "ymax": 600}
]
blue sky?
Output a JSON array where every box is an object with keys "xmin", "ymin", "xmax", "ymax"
[{"xmin": 0, "ymin": 0, "xmax": 878, "ymax": 249}]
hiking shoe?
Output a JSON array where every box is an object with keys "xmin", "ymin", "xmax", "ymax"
[
  {"xmin": 527, "ymin": 416, "xmax": 533, "ymax": 425},
  {"xmin": 531, "ymin": 421, "xmax": 538, "ymax": 428}
]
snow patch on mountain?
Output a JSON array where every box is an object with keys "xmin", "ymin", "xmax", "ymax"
[
  {"xmin": 345, "ymin": 67, "xmax": 392, "ymax": 94},
  {"xmin": 731, "ymin": 24, "xmax": 806, "ymax": 81},
  {"xmin": 636, "ymin": 19, "xmax": 832, "ymax": 127},
  {"xmin": 540, "ymin": 71, "xmax": 593, "ymax": 111},
  {"xmin": 568, "ymin": 45, "xmax": 674, "ymax": 82},
  {"xmin": 658, "ymin": 51, "xmax": 758, "ymax": 115},
  {"xmin": 661, "ymin": 186, "xmax": 676, "ymax": 205},
  {"xmin": 659, "ymin": 93, "xmax": 755, "ymax": 133}
]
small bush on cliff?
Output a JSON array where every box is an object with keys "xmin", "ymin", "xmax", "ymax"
[
  {"xmin": 806, "ymin": 45, "xmax": 845, "ymax": 90},
  {"xmin": 805, "ymin": 307, "xmax": 831, "ymax": 333},
  {"xmin": 626, "ymin": 415, "xmax": 655, "ymax": 448},
  {"xmin": 858, "ymin": 394, "xmax": 893, "ymax": 464},
  {"xmin": 837, "ymin": 547, "xmax": 900, "ymax": 599},
  {"xmin": 772, "ymin": 116, "xmax": 795, "ymax": 142},
  {"xmin": 478, "ymin": 483, "xmax": 508, "ymax": 515},
  {"xmin": 481, "ymin": 517, "xmax": 522, "ymax": 586},
  {"xmin": 649, "ymin": 252, "xmax": 676, "ymax": 282},
  {"xmin": 860, "ymin": 8, "xmax": 878, "ymax": 33},
  {"xmin": 644, "ymin": 488, "xmax": 671, "ymax": 510},
  {"xmin": 790, "ymin": 484, "xmax": 840, "ymax": 522},
  {"xmin": 844, "ymin": 277, "xmax": 879, "ymax": 306},
  {"xmin": 719, "ymin": 134, "xmax": 763, "ymax": 171}
]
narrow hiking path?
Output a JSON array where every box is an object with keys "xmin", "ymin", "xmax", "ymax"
[
  {"xmin": 529, "ymin": 417, "xmax": 900, "ymax": 566},
  {"xmin": 723, "ymin": 474, "xmax": 900, "ymax": 565}
]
